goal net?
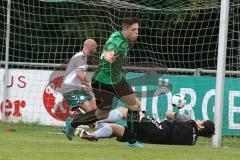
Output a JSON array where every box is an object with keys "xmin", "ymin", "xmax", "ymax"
[{"xmin": 0, "ymin": 0, "xmax": 239, "ymax": 146}]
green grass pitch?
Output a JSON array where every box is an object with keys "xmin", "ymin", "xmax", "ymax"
[{"xmin": 0, "ymin": 123, "xmax": 240, "ymax": 160}]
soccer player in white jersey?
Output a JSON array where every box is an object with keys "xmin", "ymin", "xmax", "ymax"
[{"xmin": 61, "ymin": 39, "xmax": 97, "ymax": 114}]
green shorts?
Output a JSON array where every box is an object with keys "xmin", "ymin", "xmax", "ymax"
[{"xmin": 63, "ymin": 89, "xmax": 94, "ymax": 110}]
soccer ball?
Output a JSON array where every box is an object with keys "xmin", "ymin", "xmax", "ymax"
[{"xmin": 171, "ymin": 94, "xmax": 186, "ymax": 109}]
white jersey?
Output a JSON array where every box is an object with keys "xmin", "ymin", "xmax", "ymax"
[{"xmin": 61, "ymin": 51, "xmax": 87, "ymax": 93}]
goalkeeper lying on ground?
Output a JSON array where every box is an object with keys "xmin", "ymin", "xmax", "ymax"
[{"xmin": 76, "ymin": 107, "xmax": 215, "ymax": 145}]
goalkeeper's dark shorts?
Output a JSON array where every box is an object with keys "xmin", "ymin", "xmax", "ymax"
[{"xmin": 91, "ymin": 78, "xmax": 134, "ymax": 111}]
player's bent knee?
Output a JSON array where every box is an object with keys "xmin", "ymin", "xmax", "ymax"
[
  {"xmin": 128, "ymin": 105, "xmax": 140, "ymax": 111},
  {"xmin": 95, "ymin": 109, "xmax": 110, "ymax": 120},
  {"xmin": 136, "ymin": 99, "xmax": 141, "ymax": 108}
]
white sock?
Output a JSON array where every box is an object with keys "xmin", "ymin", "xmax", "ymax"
[
  {"xmin": 97, "ymin": 108, "xmax": 123, "ymax": 123},
  {"xmin": 94, "ymin": 123, "xmax": 113, "ymax": 138}
]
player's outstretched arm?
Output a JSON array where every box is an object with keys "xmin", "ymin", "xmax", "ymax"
[
  {"xmin": 103, "ymin": 50, "xmax": 118, "ymax": 63},
  {"xmin": 76, "ymin": 69, "xmax": 92, "ymax": 90},
  {"xmin": 166, "ymin": 111, "xmax": 190, "ymax": 122},
  {"xmin": 166, "ymin": 111, "xmax": 176, "ymax": 122}
]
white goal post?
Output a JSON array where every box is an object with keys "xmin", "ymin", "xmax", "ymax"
[{"xmin": 212, "ymin": 0, "xmax": 230, "ymax": 147}]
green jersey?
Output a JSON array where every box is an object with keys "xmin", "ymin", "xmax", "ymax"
[{"xmin": 93, "ymin": 31, "xmax": 129, "ymax": 84}]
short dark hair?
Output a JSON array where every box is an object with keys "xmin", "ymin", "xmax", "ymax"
[
  {"xmin": 122, "ymin": 17, "xmax": 139, "ymax": 28},
  {"xmin": 198, "ymin": 120, "xmax": 215, "ymax": 137}
]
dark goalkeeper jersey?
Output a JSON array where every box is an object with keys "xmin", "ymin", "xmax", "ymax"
[
  {"xmin": 137, "ymin": 115, "xmax": 198, "ymax": 145},
  {"xmin": 170, "ymin": 119, "xmax": 198, "ymax": 145}
]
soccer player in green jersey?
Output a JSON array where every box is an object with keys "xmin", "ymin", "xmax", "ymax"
[{"xmin": 65, "ymin": 17, "xmax": 141, "ymax": 146}]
